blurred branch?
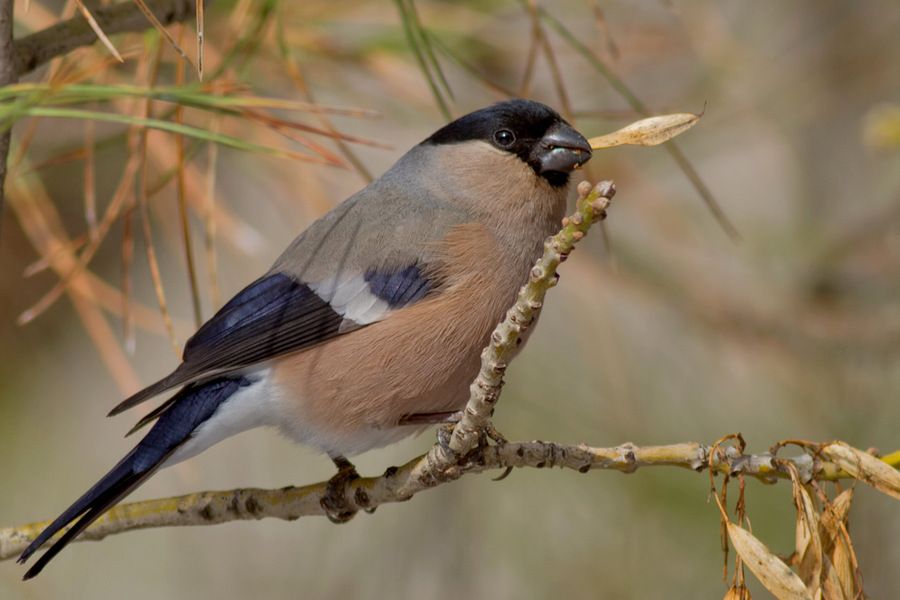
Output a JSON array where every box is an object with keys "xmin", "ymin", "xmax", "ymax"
[
  {"xmin": 0, "ymin": 0, "xmax": 15, "ymax": 235},
  {"xmin": 1, "ymin": 0, "xmax": 204, "ymax": 235},
  {"xmin": 12, "ymin": 0, "xmax": 203, "ymax": 78},
  {"xmin": 3, "ymin": 439, "xmax": 898, "ymax": 561}
]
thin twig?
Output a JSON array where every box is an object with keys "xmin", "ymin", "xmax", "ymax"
[
  {"xmin": 275, "ymin": 16, "xmax": 374, "ymax": 183},
  {"xmin": 442, "ymin": 181, "xmax": 614, "ymax": 460},
  {"xmin": 3, "ymin": 439, "xmax": 898, "ymax": 561},
  {"xmin": 138, "ymin": 41, "xmax": 180, "ymax": 355},
  {"xmin": 73, "ymin": 0, "xmax": 125, "ymax": 64},
  {"xmin": 12, "ymin": 0, "xmax": 202, "ymax": 77},
  {"xmin": 174, "ymin": 24, "xmax": 203, "ymax": 328},
  {"xmin": 132, "ymin": 0, "xmax": 192, "ymax": 67}
]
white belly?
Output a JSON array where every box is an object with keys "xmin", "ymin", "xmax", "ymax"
[
  {"xmin": 161, "ymin": 367, "xmax": 421, "ymax": 468},
  {"xmin": 162, "ymin": 369, "xmax": 279, "ymax": 468}
]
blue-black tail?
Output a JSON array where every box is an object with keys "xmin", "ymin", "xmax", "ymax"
[{"xmin": 18, "ymin": 375, "xmax": 251, "ymax": 579}]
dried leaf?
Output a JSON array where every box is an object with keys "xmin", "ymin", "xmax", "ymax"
[
  {"xmin": 830, "ymin": 534, "xmax": 856, "ymax": 599},
  {"xmin": 74, "ymin": 0, "xmax": 124, "ymax": 63},
  {"xmin": 588, "ymin": 112, "xmax": 701, "ymax": 149},
  {"xmin": 788, "ymin": 466, "xmax": 822, "ymax": 594},
  {"xmin": 132, "ymin": 0, "xmax": 193, "ymax": 68},
  {"xmin": 821, "ymin": 442, "xmax": 900, "ymax": 499},
  {"xmin": 819, "ymin": 489, "xmax": 853, "ymax": 554},
  {"xmin": 196, "ymin": 0, "xmax": 205, "ymax": 79},
  {"xmin": 821, "ymin": 556, "xmax": 850, "ymax": 600},
  {"xmin": 723, "ymin": 583, "xmax": 752, "ymax": 600},
  {"xmin": 726, "ymin": 522, "xmax": 811, "ymax": 600}
]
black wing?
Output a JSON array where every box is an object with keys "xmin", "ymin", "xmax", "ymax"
[{"xmin": 110, "ymin": 266, "xmax": 435, "ymax": 417}]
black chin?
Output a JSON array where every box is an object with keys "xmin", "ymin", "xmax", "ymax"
[{"xmin": 538, "ymin": 170, "xmax": 570, "ymax": 188}]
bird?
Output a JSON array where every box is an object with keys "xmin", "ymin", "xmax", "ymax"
[{"xmin": 17, "ymin": 98, "xmax": 592, "ymax": 579}]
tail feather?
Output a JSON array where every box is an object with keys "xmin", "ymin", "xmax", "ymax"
[
  {"xmin": 19, "ymin": 450, "xmax": 166, "ymax": 579},
  {"xmin": 107, "ymin": 370, "xmax": 186, "ymax": 417},
  {"xmin": 19, "ymin": 375, "xmax": 251, "ymax": 579}
]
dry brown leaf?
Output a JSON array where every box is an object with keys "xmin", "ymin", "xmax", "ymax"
[
  {"xmin": 821, "ymin": 556, "xmax": 850, "ymax": 600},
  {"xmin": 723, "ymin": 583, "xmax": 752, "ymax": 599},
  {"xmin": 819, "ymin": 489, "xmax": 853, "ymax": 554},
  {"xmin": 74, "ymin": 0, "xmax": 124, "ymax": 63},
  {"xmin": 588, "ymin": 112, "xmax": 701, "ymax": 149},
  {"xmin": 196, "ymin": 0, "xmax": 205, "ymax": 79},
  {"xmin": 821, "ymin": 442, "xmax": 900, "ymax": 499},
  {"xmin": 788, "ymin": 466, "xmax": 822, "ymax": 594},
  {"xmin": 726, "ymin": 522, "xmax": 811, "ymax": 600},
  {"xmin": 132, "ymin": 0, "xmax": 194, "ymax": 68},
  {"xmin": 830, "ymin": 534, "xmax": 856, "ymax": 599}
]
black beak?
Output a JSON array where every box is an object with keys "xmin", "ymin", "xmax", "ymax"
[{"xmin": 536, "ymin": 122, "xmax": 592, "ymax": 173}]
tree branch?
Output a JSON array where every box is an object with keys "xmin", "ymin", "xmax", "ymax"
[
  {"xmin": 3, "ymin": 180, "xmax": 898, "ymax": 570},
  {"xmin": 443, "ymin": 181, "xmax": 616, "ymax": 458},
  {"xmin": 12, "ymin": 0, "xmax": 200, "ymax": 78},
  {"xmin": 3, "ymin": 439, "xmax": 898, "ymax": 561}
]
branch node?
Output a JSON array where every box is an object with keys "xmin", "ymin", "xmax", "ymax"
[{"xmin": 691, "ymin": 446, "xmax": 710, "ymax": 471}]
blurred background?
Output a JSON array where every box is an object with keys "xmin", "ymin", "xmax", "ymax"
[{"xmin": 2, "ymin": 0, "xmax": 900, "ymax": 597}]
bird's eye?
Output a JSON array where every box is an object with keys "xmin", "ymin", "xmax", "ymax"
[{"xmin": 493, "ymin": 129, "xmax": 515, "ymax": 147}]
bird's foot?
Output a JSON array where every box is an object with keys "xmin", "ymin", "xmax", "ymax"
[
  {"xmin": 434, "ymin": 419, "xmax": 512, "ymax": 480},
  {"xmin": 320, "ymin": 456, "xmax": 360, "ymax": 524},
  {"xmin": 482, "ymin": 425, "xmax": 514, "ymax": 481},
  {"xmin": 484, "ymin": 423, "xmax": 508, "ymax": 446}
]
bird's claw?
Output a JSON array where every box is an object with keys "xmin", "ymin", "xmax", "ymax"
[
  {"xmin": 321, "ymin": 457, "xmax": 360, "ymax": 524},
  {"xmin": 482, "ymin": 425, "xmax": 513, "ymax": 481},
  {"xmin": 484, "ymin": 424, "xmax": 508, "ymax": 446},
  {"xmin": 435, "ymin": 421, "xmax": 512, "ymax": 482}
]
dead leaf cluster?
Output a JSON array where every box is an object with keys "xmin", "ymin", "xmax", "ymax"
[{"xmin": 713, "ymin": 439, "xmax": 900, "ymax": 599}]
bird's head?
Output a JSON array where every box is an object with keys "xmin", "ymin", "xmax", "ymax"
[{"xmin": 425, "ymin": 99, "xmax": 592, "ymax": 188}]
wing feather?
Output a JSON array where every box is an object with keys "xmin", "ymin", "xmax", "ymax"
[{"xmin": 110, "ymin": 265, "xmax": 436, "ymax": 418}]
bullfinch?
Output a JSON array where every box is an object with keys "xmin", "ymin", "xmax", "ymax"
[{"xmin": 18, "ymin": 99, "xmax": 592, "ymax": 578}]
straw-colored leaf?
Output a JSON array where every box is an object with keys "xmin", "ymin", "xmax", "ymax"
[
  {"xmin": 723, "ymin": 584, "xmax": 752, "ymax": 600},
  {"xmin": 818, "ymin": 489, "xmax": 853, "ymax": 554},
  {"xmin": 196, "ymin": 0, "xmax": 205, "ymax": 79},
  {"xmin": 588, "ymin": 112, "xmax": 701, "ymax": 150},
  {"xmin": 726, "ymin": 522, "xmax": 811, "ymax": 600},
  {"xmin": 74, "ymin": 0, "xmax": 124, "ymax": 63},
  {"xmin": 830, "ymin": 534, "xmax": 856, "ymax": 599},
  {"xmin": 821, "ymin": 556, "xmax": 850, "ymax": 600},
  {"xmin": 132, "ymin": 0, "xmax": 193, "ymax": 68},
  {"xmin": 821, "ymin": 442, "xmax": 900, "ymax": 499},
  {"xmin": 787, "ymin": 466, "xmax": 822, "ymax": 594}
]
